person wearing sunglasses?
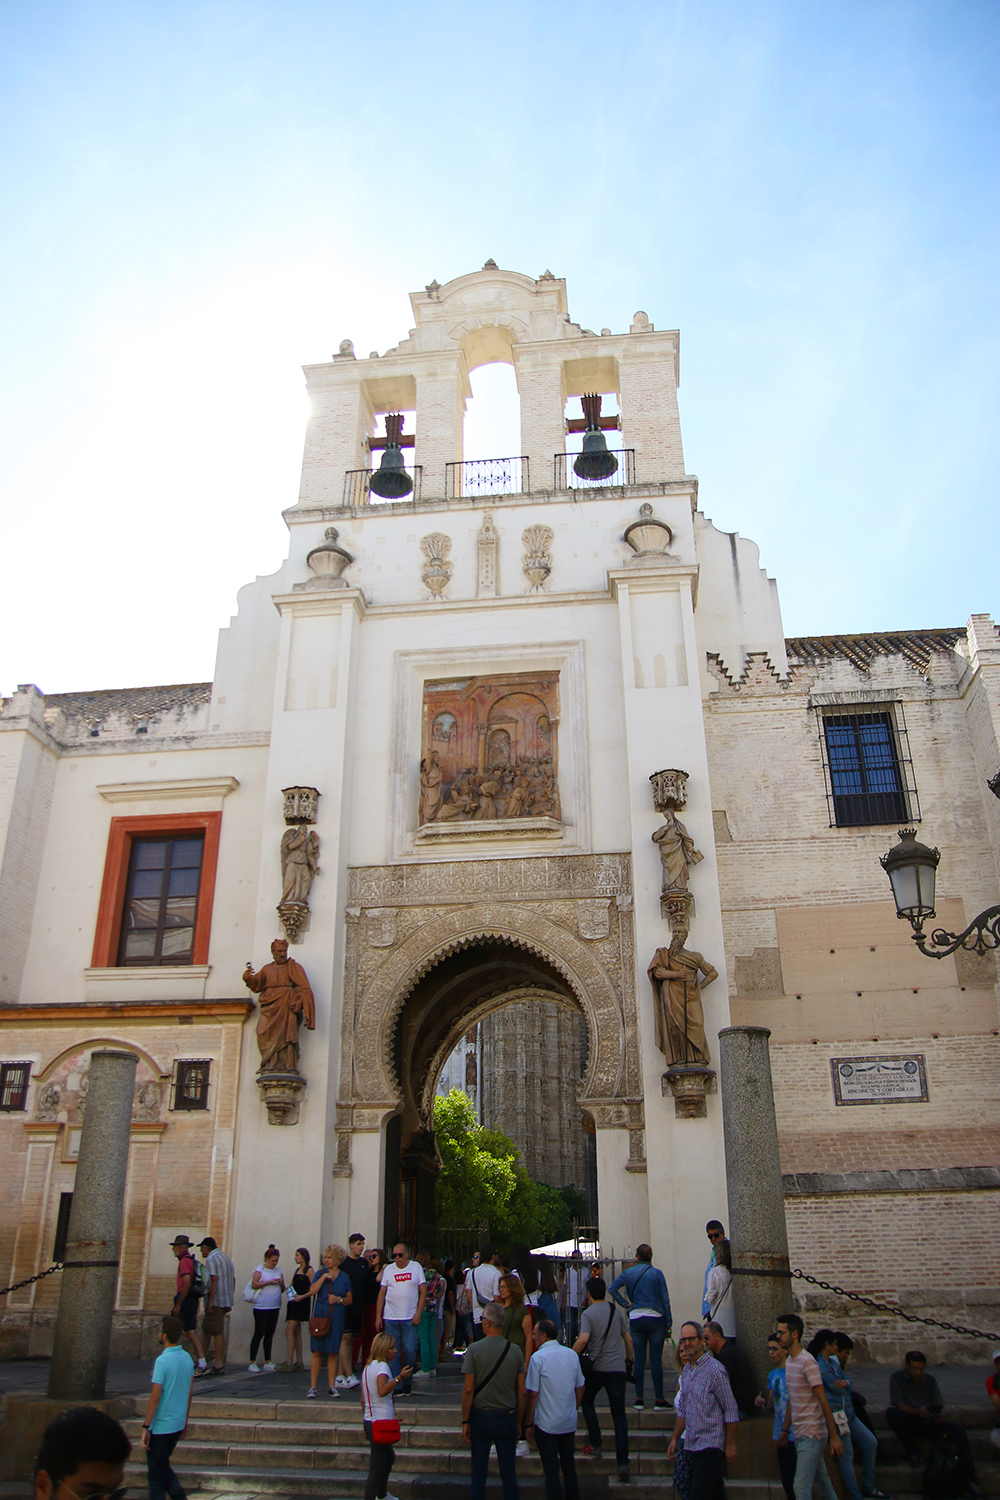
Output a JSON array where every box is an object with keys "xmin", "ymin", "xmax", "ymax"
[
  {"xmin": 703, "ymin": 1223, "xmax": 726, "ymax": 1319},
  {"xmin": 140, "ymin": 1314, "xmax": 196, "ymax": 1500},
  {"xmin": 34, "ymin": 1407, "xmax": 131, "ymax": 1500}
]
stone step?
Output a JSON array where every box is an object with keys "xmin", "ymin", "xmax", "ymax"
[
  {"xmin": 123, "ymin": 1415, "xmax": 673, "ymax": 1451},
  {"xmin": 185, "ymin": 1393, "xmax": 678, "ymax": 1427},
  {"xmin": 127, "ymin": 1439, "xmax": 673, "ymax": 1476},
  {"xmin": 122, "ymin": 1464, "xmax": 769, "ymax": 1498}
]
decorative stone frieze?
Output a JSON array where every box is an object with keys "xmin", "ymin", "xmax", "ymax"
[
  {"xmin": 420, "ymin": 533, "xmax": 452, "ymax": 596},
  {"xmin": 477, "ymin": 511, "xmax": 499, "ymax": 597},
  {"xmin": 522, "ymin": 524, "xmax": 554, "ymax": 592},
  {"xmin": 367, "ymin": 909, "xmax": 398, "ymax": 948}
]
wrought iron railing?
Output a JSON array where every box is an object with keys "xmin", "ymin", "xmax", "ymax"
[
  {"xmin": 554, "ymin": 449, "xmax": 636, "ymax": 490},
  {"xmin": 343, "ymin": 465, "xmax": 423, "ymax": 506},
  {"xmin": 445, "ymin": 456, "xmax": 529, "ymax": 498}
]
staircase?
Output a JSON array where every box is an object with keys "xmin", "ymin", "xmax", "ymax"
[{"xmin": 119, "ymin": 1367, "xmax": 1000, "ymax": 1498}]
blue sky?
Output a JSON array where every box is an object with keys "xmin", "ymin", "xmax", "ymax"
[{"xmin": 1, "ymin": 0, "xmax": 997, "ymax": 692}]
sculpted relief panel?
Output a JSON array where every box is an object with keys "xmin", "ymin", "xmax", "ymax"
[{"xmin": 418, "ymin": 671, "xmax": 560, "ymax": 825}]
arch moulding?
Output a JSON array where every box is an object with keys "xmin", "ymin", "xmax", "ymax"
[{"xmin": 335, "ymin": 854, "xmax": 645, "ymax": 1178}]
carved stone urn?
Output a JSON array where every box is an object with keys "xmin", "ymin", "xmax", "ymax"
[
  {"xmin": 624, "ymin": 503, "xmax": 673, "ymax": 559},
  {"xmin": 305, "ymin": 528, "xmax": 353, "ymax": 589},
  {"xmin": 522, "ymin": 524, "xmax": 554, "ymax": 592},
  {"xmin": 421, "ymin": 533, "xmax": 453, "ymax": 596}
]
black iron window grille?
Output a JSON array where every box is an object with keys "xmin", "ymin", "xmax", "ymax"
[
  {"xmin": 343, "ymin": 465, "xmax": 423, "ymax": 506},
  {"xmin": 118, "ymin": 835, "xmax": 205, "ymax": 966},
  {"xmin": 173, "ymin": 1059, "xmax": 211, "ymax": 1111},
  {"xmin": 554, "ymin": 450, "xmax": 635, "ymax": 490},
  {"xmin": 445, "ymin": 457, "xmax": 529, "ymax": 498},
  {"xmin": 0, "ymin": 1061, "xmax": 30, "ymax": 1111},
  {"xmin": 817, "ymin": 703, "xmax": 918, "ymax": 828}
]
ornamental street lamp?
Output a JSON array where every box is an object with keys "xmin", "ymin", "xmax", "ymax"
[{"xmin": 880, "ymin": 777, "xmax": 1000, "ymax": 958}]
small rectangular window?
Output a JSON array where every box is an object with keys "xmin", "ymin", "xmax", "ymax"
[
  {"xmin": 0, "ymin": 1062, "xmax": 31, "ymax": 1111},
  {"xmin": 53, "ymin": 1192, "xmax": 73, "ymax": 1261},
  {"xmin": 173, "ymin": 1059, "xmax": 211, "ymax": 1111},
  {"xmin": 819, "ymin": 706, "xmax": 916, "ymax": 827},
  {"xmin": 118, "ymin": 835, "xmax": 205, "ymax": 966}
]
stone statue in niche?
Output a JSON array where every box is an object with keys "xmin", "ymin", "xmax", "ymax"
[
  {"xmin": 417, "ymin": 671, "xmax": 561, "ymax": 826},
  {"xmin": 647, "ymin": 932, "xmax": 718, "ymax": 1068},
  {"xmin": 650, "ymin": 769, "xmax": 703, "ymax": 929},
  {"xmin": 652, "ymin": 808, "xmax": 703, "ymax": 894},
  {"xmin": 280, "ymin": 825, "xmax": 320, "ymax": 905},
  {"xmin": 244, "ymin": 939, "xmax": 316, "ymax": 1074},
  {"xmin": 277, "ymin": 785, "xmax": 320, "ymax": 944}
]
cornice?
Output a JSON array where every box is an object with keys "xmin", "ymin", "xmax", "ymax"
[
  {"xmin": 0, "ymin": 999, "xmax": 253, "ymax": 1024},
  {"xmin": 97, "ymin": 777, "xmax": 239, "ymax": 803}
]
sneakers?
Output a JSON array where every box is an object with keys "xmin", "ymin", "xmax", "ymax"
[
  {"xmin": 208, "ymin": 1366, "xmax": 226, "ymax": 1377},
  {"xmin": 632, "ymin": 1398, "xmax": 644, "ymax": 1409},
  {"xmin": 334, "ymin": 1375, "xmax": 349, "ymax": 1388},
  {"xmin": 619, "ymin": 1462, "xmax": 632, "ymax": 1483},
  {"xmin": 328, "ymin": 1385, "xmax": 339, "ymax": 1397},
  {"xmin": 412, "ymin": 1370, "xmax": 427, "ymax": 1379},
  {"xmin": 580, "ymin": 1444, "xmax": 602, "ymax": 1459},
  {"xmin": 655, "ymin": 1398, "xmax": 672, "ymax": 1410},
  {"xmin": 262, "ymin": 1362, "xmax": 276, "ymax": 1372},
  {"xmin": 515, "ymin": 1439, "xmax": 530, "ymax": 1458},
  {"xmin": 342, "ymin": 1374, "xmax": 360, "ymax": 1389},
  {"xmin": 247, "ymin": 1362, "xmax": 261, "ymax": 1373},
  {"xmin": 306, "ymin": 1387, "xmax": 318, "ymax": 1398}
]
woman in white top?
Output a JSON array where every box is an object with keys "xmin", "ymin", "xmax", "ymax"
[
  {"xmin": 705, "ymin": 1237, "xmax": 736, "ymax": 1340},
  {"xmin": 249, "ymin": 1244, "xmax": 286, "ymax": 1371},
  {"xmin": 361, "ymin": 1330, "xmax": 411, "ymax": 1500}
]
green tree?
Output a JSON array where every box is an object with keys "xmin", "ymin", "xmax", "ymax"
[{"xmin": 434, "ymin": 1091, "xmax": 592, "ymax": 1248}]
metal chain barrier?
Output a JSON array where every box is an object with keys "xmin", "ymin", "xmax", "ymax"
[
  {"xmin": 792, "ymin": 1267, "xmax": 1000, "ymax": 1343},
  {"xmin": 0, "ymin": 1262, "xmax": 64, "ymax": 1299}
]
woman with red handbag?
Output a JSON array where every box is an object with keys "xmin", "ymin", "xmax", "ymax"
[
  {"xmin": 306, "ymin": 1245, "xmax": 353, "ymax": 1399},
  {"xmin": 361, "ymin": 1331, "xmax": 411, "ymax": 1500}
]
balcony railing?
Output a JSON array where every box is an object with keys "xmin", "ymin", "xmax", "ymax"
[
  {"xmin": 554, "ymin": 449, "xmax": 635, "ymax": 490},
  {"xmin": 445, "ymin": 456, "xmax": 529, "ymax": 498},
  {"xmin": 343, "ymin": 465, "xmax": 424, "ymax": 506}
]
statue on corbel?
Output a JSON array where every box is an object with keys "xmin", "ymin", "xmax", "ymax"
[
  {"xmin": 277, "ymin": 786, "xmax": 320, "ymax": 944},
  {"xmin": 648, "ymin": 768, "xmax": 717, "ymax": 1117},
  {"xmin": 243, "ymin": 937, "xmax": 316, "ymax": 1125}
]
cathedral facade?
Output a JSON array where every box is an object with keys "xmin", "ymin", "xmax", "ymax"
[{"xmin": 0, "ymin": 265, "xmax": 997, "ymax": 1360}]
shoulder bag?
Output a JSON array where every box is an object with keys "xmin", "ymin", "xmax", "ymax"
[
  {"xmin": 472, "ymin": 1339, "xmax": 512, "ymax": 1402},
  {"xmin": 309, "ymin": 1274, "xmax": 332, "ymax": 1338},
  {"xmin": 579, "ymin": 1301, "xmax": 616, "ymax": 1377},
  {"xmin": 363, "ymin": 1366, "xmax": 401, "ymax": 1446}
]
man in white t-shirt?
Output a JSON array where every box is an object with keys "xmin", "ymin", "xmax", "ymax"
[
  {"xmin": 376, "ymin": 1241, "xmax": 426, "ymax": 1393},
  {"xmin": 465, "ymin": 1245, "xmax": 502, "ymax": 1343},
  {"xmin": 526, "ymin": 1318, "xmax": 585, "ymax": 1499}
]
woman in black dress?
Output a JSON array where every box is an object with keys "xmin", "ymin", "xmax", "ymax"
[{"xmin": 284, "ymin": 1246, "xmax": 312, "ymax": 1370}]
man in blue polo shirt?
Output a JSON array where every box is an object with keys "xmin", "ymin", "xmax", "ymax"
[{"xmin": 141, "ymin": 1315, "xmax": 195, "ymax": 1500}]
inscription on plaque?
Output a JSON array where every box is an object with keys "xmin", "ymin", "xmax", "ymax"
[{"xmin": 831, "ymin": 1055, "xmax": 928, "ymax": 1106}]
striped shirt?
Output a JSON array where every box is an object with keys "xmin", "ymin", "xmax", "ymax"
[
  {"xmin": 204, "ymin": 1248, "xmax": 235, "ymax": 1309},
  {"xmin": 785, "ymin": 1350, "xmax": 827, "ymax": 1440},
  {"xmin": 675, "ymin": 1351, "xmax": 739, "ymax": 1451}
]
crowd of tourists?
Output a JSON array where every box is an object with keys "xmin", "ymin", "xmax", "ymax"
[{"xmin": 34, "ymin": 1219, "xmax": 1000, "ymax": 1500}]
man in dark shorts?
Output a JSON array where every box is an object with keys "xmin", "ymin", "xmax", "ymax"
[
  {"xmin": 170, "ymin": 1234, "xmax": 207, "ymax": 1376},
  {"xmin": 337, "ymin": 1232, "xmax": 372, "ymax": 1388}
]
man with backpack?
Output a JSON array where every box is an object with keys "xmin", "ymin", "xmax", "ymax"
[
  {"xmin": 169, "ymin": 1234, "xmax": 208, "ymax": 1376},
  {"xmin": 465, "ymin": 1246, "xmax": 502, "ymax": 1343}
]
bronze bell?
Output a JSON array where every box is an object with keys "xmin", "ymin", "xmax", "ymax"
[
  {"xmin": 573, "ymin": 393, "xmax": 618, "ymax": 481},
  {"xmin": 368, "ymin": 413, "xmax": 414, "ymax": 499}
]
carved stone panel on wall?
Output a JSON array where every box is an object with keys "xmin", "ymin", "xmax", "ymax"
[{"xmin": 418, "ymin": 671, "xmax": 561, "ymax": 826}]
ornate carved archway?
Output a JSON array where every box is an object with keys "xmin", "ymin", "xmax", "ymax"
[{"xmin": 335, "ymin": 854, "xmax": 645, "ymax": 1200}]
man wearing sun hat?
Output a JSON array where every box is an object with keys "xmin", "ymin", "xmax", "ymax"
[{"xmin": 169, "ymin": 1234, "xmax": 207, "ymax": 1375}]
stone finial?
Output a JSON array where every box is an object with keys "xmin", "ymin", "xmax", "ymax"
[
  {"xmin": 624, "ymin": 505, "xmax": 673, "ymax": 559},
  {"xmin": 421, "ymin": 533, "xmax": 453, "ymax": 596},
  {"xmin": 522, "ymin": 524, "xmax": 554, "ymax": 592},
  {"xmin": 538, "ymin": 269, "xmax": 555, "ymax": 281},
  {"xmin": 304, "ymin": 528, "xmax": 353, "ymax": 590},
  {"xmin": 425, "ymin": 279, "xmax": 441, "ymax": 298},
  {"xmin": 334, "ymin": 339, "xmax": 356, "ymax": 360},
  {"xmin": 630, "ymin": 311, "xmax": 653, "ymax": 333},
  {"xmin": 482, "ymin": 258, "xmax": 498, "ymax": 270}
]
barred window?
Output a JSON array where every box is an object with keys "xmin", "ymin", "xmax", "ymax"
[
  {"xmin": 0, "ymin": 1062, "xmax": 31, "ymax": 1111},
  {"xmin": 173, "ymin": 1059, "xmax": 211, "ymax": 1111},
  {"xmin": 818, "ymin": 705, "xmax": 917, "ymax": 827}
]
